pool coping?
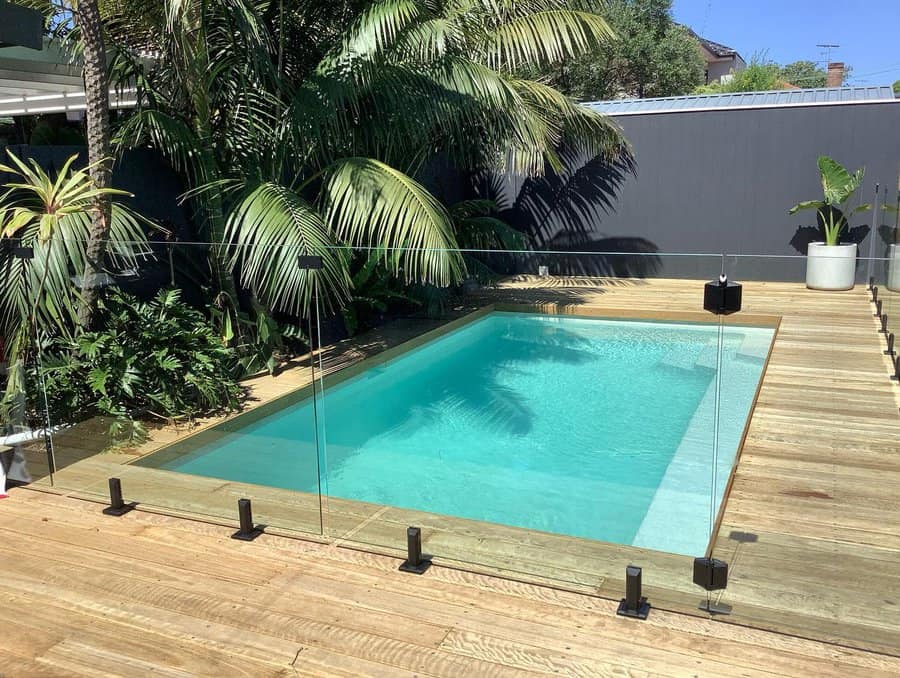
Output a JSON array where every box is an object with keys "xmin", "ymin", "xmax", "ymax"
[{"xmin": 133, "ymin": 303, "xmax": 782, "ymax": 564}]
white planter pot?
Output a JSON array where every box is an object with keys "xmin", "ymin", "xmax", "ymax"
[
  {"xmin": 888, "ymin": 244, "xmax": 900, "ymax": 292},
  {"xmin": 806, "ymin": 242, "xmax": 857, "ymax": 291}
]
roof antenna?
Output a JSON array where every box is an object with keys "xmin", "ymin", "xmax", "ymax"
[{"xmin": 816, "ymin": 43, "xmax": 840, "ymax": 65}]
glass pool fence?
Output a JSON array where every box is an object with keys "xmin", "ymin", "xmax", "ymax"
[{"xmin": 7, "ymin": 238, "xmax": 899, "ymax": 655}]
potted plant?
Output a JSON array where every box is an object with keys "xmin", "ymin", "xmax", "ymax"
[{"xmin": 790, "ymin": 156, "xmax": 871, "ymax": 291}]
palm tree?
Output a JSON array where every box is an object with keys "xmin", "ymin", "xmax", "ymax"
[
  {"xmin": 17, "ymin": 0, "xmax": 118, "ymax": 329},
  {"xmin": 74, "ymin": 0, "xmax": 114, "ymax": 329},
  {"xmin": 103, "ymin": 0, "xmax": 626, "ymax": 318}
]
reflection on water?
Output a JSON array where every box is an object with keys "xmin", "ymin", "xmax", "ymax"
[{"xmin": 148, "ymin": 313, "xmax": 773, "ymax": 554}]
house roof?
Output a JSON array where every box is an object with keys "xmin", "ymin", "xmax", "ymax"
[
  {"xmin": 584, "ymin": 86, "xmax": 898, "ymax": 116},
  {"xmin": 683, "ymin": 27, "xmax": 741, "ymax": 61},
  {"xmin": 699, "ymin": 37, "xmax": 738, "ymax": 59}
]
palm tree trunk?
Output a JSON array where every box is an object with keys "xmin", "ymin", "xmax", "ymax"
[{"xmin": 75, "ymin": 0, "xmax": 112, "ymax": 330}]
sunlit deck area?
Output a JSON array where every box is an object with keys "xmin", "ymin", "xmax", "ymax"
[
  {"xmin": 5, "ymin": 488, "xmax": 900, "ymax": 677},
  {"xmin": 10, "ymin": 278, "xmax": 900, "ymax": 672}
]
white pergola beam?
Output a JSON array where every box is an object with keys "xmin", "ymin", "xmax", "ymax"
[{"xmin": 0, "ymin": 88, "xmax": 138, "ymax": 116}]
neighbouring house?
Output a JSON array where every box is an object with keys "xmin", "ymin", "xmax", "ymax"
[{"xmin": 686, "ymin": 28, "xmax": 747, "ymax": 85}]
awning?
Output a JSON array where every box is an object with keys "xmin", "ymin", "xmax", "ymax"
[{"xmin": 0, "ymin": 40, "xmax": 139, "ymax": 117}]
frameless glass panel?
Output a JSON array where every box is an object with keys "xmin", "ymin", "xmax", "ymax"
[
  {"xmin": 1, "ymin": 233, "xmax": 56, "ymax": 497},
  {"xmin": 707, "ymin": 253, "xmax": 900, "ymax": 656},
  {"xmin": 879, "ymin": 180, "xmax": 900, "ymax": 379},
  {"xmin": 17, "ymin": 239, "xmax": 323, "ymax": 537},
  {"xmin": 123, "ymin": 241, "xmax": 325, "ymax": 537},
  {"xmin": 312, "ymin": 248, "xmax": 733, "ymax": 614}
]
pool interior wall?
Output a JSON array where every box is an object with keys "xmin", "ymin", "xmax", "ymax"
[{"xmin": 139, "ymin": 311, "xmax": 775, "ymax": 557}]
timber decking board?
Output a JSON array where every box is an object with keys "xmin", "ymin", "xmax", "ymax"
[
  {"xmin": 4, "ymin": 489, "xmax": 900, "ymax": 677},
  {"xmin": 10, "ymin": 278, "xmax": 900, "ymax": 670},
  {"xmin": 482, "ymin": 278, "xmax": 900, "ymax": 655}
]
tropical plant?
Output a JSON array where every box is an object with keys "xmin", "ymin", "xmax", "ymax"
[
  {"xmin": 211, "ymin": 298, "xmax": 307, "ymax": 376},
  {"xmin": 99, "ymin": 0, "xmax": 626, "ymax": 322},
  {"xmin": 341, "ymin": 250, "xmax": 421, "ymax": 336},
  {"xmin": 0, "ymin": 151, "xmax": 151, "ymax": 426},
  {"xmin": 542, "ymin": 0, "xmax": 705, "ymax": 100},
  {"xmin": 451, "ymin": 199, "xmax": 525, "ymax": 282},
  {"xmin": 32, "ymin": 288, "xmax": 244, "ymax": 442},
  {"xmin": 789, "ymin": 156, "xmax": 870, "ymax": 246}
]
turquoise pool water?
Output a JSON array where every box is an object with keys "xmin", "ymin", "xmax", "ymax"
[{"xmin": 146, "ymin": 312, "xmax": 774, "ymax": 555}]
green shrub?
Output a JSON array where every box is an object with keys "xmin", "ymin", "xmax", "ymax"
[{"xmin": 32, "ymin": 288, "xmax": 244, "ymax": 442}]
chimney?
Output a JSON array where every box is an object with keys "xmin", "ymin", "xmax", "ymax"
[{"xmin": 826, "ymin": 62, "xmax": 845, "ymax": 88}]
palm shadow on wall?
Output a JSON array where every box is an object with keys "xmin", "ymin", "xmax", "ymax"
[{"xmin": 470, "ymin": 148, "xmax": 661, "ymax": 279}]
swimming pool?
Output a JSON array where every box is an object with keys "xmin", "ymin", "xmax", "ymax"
[{"xmin": 141, "ymin": 311, "xmax": 775, "ymax": 556}]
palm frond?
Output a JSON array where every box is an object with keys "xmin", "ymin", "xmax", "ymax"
[
  {"xmin": 321, "ymin": 157, "xmax": 465, "ymax": 287},
  {"xmin": 327, "ymin": 0, "xmax": 422, "ymax": 63},
  {"xmin": 225, "ymin": 182, "xmax": 350, "ymax": 315},
  {"xmin": 114, "ymin": 108, "xmax": 211, "ymax": 186},
  {"xmin": 480, "ymin": 10, "xmax": 615, "ymax": 72}
]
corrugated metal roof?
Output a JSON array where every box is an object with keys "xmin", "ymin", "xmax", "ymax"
[{"xmin": 584, "ymin": 86, "xmax": 898, "ymax": 116}]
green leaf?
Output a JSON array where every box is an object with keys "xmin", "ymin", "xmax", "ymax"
[
  {"xmin": 789, "ymin": 200, "xmax": 826, "ymax": 215},
  {"xmin": 321, "ymin": 157, "xmax": 465, "ymax": 287},
  {"xmin": 817, "ymin": 156, "xmax": 864, "ymax": 206},
  {"xmin": 88, "ymin": 367, "xmax": 110, "ymax": 395},
  {"xmin": 482, "ymin": 10, "xmax": 616, "ymax": 72},
  {"xmin": 225, "ymin": 182, "xmax": 349, "ymax": 315}
]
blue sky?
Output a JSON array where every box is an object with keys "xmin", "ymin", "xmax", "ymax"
[{"xmin": 672, "ymin": 1, "xmax": 900, "ymax": 86}]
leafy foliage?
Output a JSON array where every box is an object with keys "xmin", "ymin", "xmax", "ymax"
[
  {"xmin": 32, "ymin": 288, "xmax": 244, "ymax": 442},
  {"xmin": 341, "ymin": 250, "xmax": 420, "ymax": 335},
  {"xmin": 779, "ymin": 60, "xmax": 827, "ymax": 88},
  {"xmin": 102, "ymin": 0, "xmax": 626, "ymax": 319},
  {"xmin": 696, "ymin": 56, "xmax": 784, "ymax": 94},
  {"xmin": 697, "ymin": 55, "xmax": 845, "ymax": 94},
  {"xmin": 789, "ymin": 156, "xmax": 870, "ymax": 246},
  {"xmin": 541, "ymin": 0, "xmax": 705, "ymax": 100},
  {"xmin": 0, "ymin": 151, "xmax": 152, "ymax": 426},
  {"xmin": 451, "ymin": 199, "xmax": 526, "ymax": 283}
]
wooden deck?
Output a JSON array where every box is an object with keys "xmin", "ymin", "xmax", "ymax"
[
  {"xmin": 4, "ymin": 488, "xmax": 900, "ymax": 677},
  {"xmin": 10, "ymin": 278, "xmax": 900, "ymax": 671},
  {"xmin": 485, "ymin": 278, "xmax": 900, "ymax": 654}
]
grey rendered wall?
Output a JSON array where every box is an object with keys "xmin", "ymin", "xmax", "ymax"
[{"xmin": 589, "ymin": 102, "xmax": 900, "ymax": 281}]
